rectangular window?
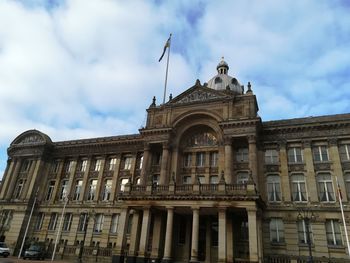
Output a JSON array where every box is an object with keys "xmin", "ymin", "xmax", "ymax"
[
  {"xmin": 210, "ymin": 152, "xmax": 218, "ymax": 167},
  {"xmin": 109, "ymin": 158, "xmax": 117, "ymax": 171},
  {"xmin": 77, "ymin": 213, "xmax": 88, "ymax": 232},
  {"xmin": 288, "ymin": 147, "xmax": 303, "ymax": 163},
  {"xmin": 59, "ymin": 180, "xmax": 69, "ymax": 200},
  {"xmin": 236, "ymin": 148, "xmax": 248, "ymax": 162},
  {"xmin": 183, "ymin": 176, "xmax": 192, "ymax": 184},
  {"xmin": 237, "ymin": 172, "xmax": 249, "ymax": 184},
  {"xmin": 88, "ymin": 180, "xmax": 98, "ymax": 200},
  {"xmin": 183, "ymin": 153, "xmax": 192, "ymax": 167},
  {"xmin": 153, "ymin": 175, "xmax": 160, "ymax": 185},
  {"xmin": 138, "ymin": 155, "xmax": 143, "ymax": 169},
  {"xmin": 110, "ymin": 214, "xmax": 119, "ymax": 234},
  {"xmin": 123, "ymin": 157, "xmax": 132, "ymax": 170},
  {"xmin": 239, "ymin": 221, "xmax": 249, "ymax": 241},
  {"xmin": 317, "ymin": 173, "xmax": 335, "ymax": 202},
  {"xmin": 73, "ymin": 180, "xmax": 83, "ymax": 200},
  {"xmin": 126, "ymin": 214, "xmax": 133, "ymax": 234},
  {"xmin": 80, "ymin": 160, "xmax": 87, "ymax": 172},
  {"xmin": 313, "ymin": 146, "xmax": 329, "ymax": 162},
  {"xmin": 120, "ymin": 178, "xmax": 129, "ymax": 192},
  {"xmin": 1, "ymin": 210, "xmax": 12, "ymax": 228},
  {"xmin": 339, "ymin": 144, "xmax": 350, "ymax": 161},
  {"xmin": 298, "ymin": 220, "xmax": 312, "ymax": 244},
  {"xmin": 51, "ymin": 161, "xmax": 59, "ymax": 173},
  {"xmin": 102, "ymin": 180, "xmax": 112, "ymax": 201},
  {"xmin": 196, "ymin": 152, "xmax": 205, "ymax": 167},
  {"xmin": 270, "ymin": 218, "xmax": 285, "ymax": 243},
  {"xmin": 48, "ymin": 213, "xmax": 58, "ymax": 231},
  {"xmin": 291, "ymin": 174, "xmax": 307, "ymax": 202},
  {"xmin": 94, "ymin": 159, "xmax": 102, "ymax": 171},
  {"xmin": 35, "ymin": 213, "xmax": 45, "ymax": 231},
  {"xmin": 46, "ymin": 181, "xmax": 55, "ymax": 201},
  {"xmin": 152, "ymin": 153, "xmax": 162, "ymax": 166},
  {"xmin": 198, "ymin": 176, "xmax": 205, "ymax": 184},
  {"xmin": 21, "ymin": 160, "xmax": 31, "ymax": 172},
  {"xmin": 13, "ymin": 179, "xmax": 24, "ymax": 199},
  {"xmin": 210, "ymin": 176, "xmax": 218, "ymax": 184},
  {"xmin": 326, "ymin": 219, "xmax": 342, "ymax": 246},
  {"xmin": 265, "ymin": 149, "xmax": 279, "ymax": 164},
  {"xmin": 65, "ymin": 161, "xmax": 73, "ymax": 173},
  {"xmin": 63, "ymin": 213, "xmax": 73, "ymax": 231},
  {"xmin": 267, "ymin": 175, "xmax": 281, "ymax": 202}
]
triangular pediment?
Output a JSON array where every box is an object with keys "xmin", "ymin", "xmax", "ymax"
[{"xmin": 168, "ymin": 83, "xmax": 229, "ymax": 105}]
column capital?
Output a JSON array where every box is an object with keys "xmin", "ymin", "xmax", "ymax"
[
  {"xmin": 223, "ymin": 136, "xmax": 232, "ymax": 146},
  {"xmin": 328, "ymin": 137, "xmax": 338, "ymax": 146},
  {"xmin": 218, "ymin": 206, "xmax": 228, "ymax": 213},
  {"xmin": 278, "ymin": 139, "xmax": 287, "ymax": 149},
  {"xmin": 191, "ymin": 206, "xmax": 200, "ymax": 211},
  {"xmin": 302, "ymin": 140, "xmax": 312, "ymax": 148},
  {"xmin": 162, "ymin": 141, "xmax": 170, "ymax": 150},
  {"xmin": 248, "ymin": 135, "xmax": 256, "ymax": 144},
  {"xmin": 165, "ymin": 206, "xmax": 174, "ymax": 210}
]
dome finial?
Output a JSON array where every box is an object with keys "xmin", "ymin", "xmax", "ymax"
[{"xmin": 217, "ymin": 57, "xmax": 229, "ymax": 74}]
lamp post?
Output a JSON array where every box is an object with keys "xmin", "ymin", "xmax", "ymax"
[
  {"xmin": 77, "ymin": 212, "xmax": 90, "ymax": 263},
  {"xmin": 297, "ymin": 208, "xmax": 316, "ymax": 263}
]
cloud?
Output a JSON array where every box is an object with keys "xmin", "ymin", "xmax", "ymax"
[{"xmin": 1, "ymin": 0, "xmax": 350, "ymax": 178}]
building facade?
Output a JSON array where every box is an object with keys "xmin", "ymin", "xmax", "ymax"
[{"xmin": 1, "ymin": 60, "xmax": 350, "ymax": 263}]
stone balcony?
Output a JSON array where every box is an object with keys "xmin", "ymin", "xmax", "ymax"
[{"xmin": 118, "ymin": 181, "xmax": 259, "ymax": 201}]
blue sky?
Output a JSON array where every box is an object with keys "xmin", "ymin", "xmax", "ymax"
[{"xmin": 0, "ymin": 0, "xmax": 350, "ymax": 178}]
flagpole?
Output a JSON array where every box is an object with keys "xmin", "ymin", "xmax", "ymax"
[
  {"xmin": 162, "ymin": 33, "xmax": 172, "ymax": 104},
  {"xmin": 336, "ymin": 176, "xmax": 350, "ymax": 256},
  {"xmin": 52, "ymin": 192, "xmax": 68, "ymax": 261}
]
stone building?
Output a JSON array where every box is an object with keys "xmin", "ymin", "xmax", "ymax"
[{"xmin": 1, "ymin": 59, "xmax": 350, "ymax": 263}]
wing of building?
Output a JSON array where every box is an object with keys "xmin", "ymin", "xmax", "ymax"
[{"xmin": 1, "ymin": 59, "xmax": 350, "ymax": 263}]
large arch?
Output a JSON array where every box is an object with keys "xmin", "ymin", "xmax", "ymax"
[{"xmin": 10, "ymin": 129, "xmax": 52, "ymax": 146}]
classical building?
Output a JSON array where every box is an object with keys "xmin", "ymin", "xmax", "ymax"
[{"xmin": 1, "ymin": 59, "xmax": 350, "ymax": 263}]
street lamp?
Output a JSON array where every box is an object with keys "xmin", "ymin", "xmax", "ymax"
[
  {"xmin": 297, "ymin": 208, "xmax": 316, "ymax": 263},
  {"xmin": 77, "ymin": 211, "xmax": 90, "ymax": 263}
]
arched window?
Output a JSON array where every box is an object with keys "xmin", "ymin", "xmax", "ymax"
[
  {"xmin": 267, "ymin": 175, "xmax": 281, "ymax": 202},
  {"xmin": 186, "ymin": 132, "xmax": 217, "ymax": 147},
  {"xmin": 215, "ymin": 77, "xmax": 222, "ymax": 84}
]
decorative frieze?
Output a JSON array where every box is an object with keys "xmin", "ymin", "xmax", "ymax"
[
  {"xmin": 288, "ymin": 164, "xmax": 305, "ymax": 172},
  {"xmin": 314, "ymin": 162, "xmax": 331, "ymax": 171},
  {"xmin": 264, "ymin": 164, "xmax": 280, "ymax": 173}
]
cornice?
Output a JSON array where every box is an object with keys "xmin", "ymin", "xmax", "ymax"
[{"xmin": 219, "ymin": 118, "xmax": 261, "ymax": 129}]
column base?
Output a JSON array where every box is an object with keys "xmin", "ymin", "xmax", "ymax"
[
  {"xmin": 135, "ymin": 256, "xmax": 150, "ymax": 263},
  {"xmin": 112, "ymin": 255, "xmax": 125, "ymax": 263},
  {"xmin": 189, "ymin": 260, "xmax": 199, "ymax": 263},
  {"xmin": 161, "ymin": 258, "xmax": 172, "ymax": 263}
]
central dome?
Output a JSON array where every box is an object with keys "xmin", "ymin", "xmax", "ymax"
[{"xmin": 207, "ymin": 58, "xmax": 243, "ymax": 94}]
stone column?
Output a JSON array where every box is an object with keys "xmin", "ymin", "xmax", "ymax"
[
  {"xmin": 162, "ymin": 207, "xmax": 174, "ymax": 263},
  {"xmin": 160, "ymin": 143, "xmax": 170, "ymax": 184},
  {"xmin": 0, "ymin": 159, "xmax": 15, "ymax": 199},
  {"xmin": 248, "ymin": 135, "xmax": 259, "ymax": 190},
  {"xmin": 247, "ymin": 208, "xmax": 258, "ymax": 263},
  {"xmin": 303, "ymin": 140, "xmax": 318, "ymax": 202},
  {"xmin": 140, "ymin": 143, "xmax": 151, "ymax": 185},
  {"xmin": 5, "ymin": 158, "xmax": 22, "ymax": 199},
  {"xmin": 114, "ymin": 208, "xmax": 129, "ymax": 263},
  {"xmin": 218, "ymin": 207, "xmax": 227, "ymax": 263},
  {"xmin": 128, "ymin": 210, "xmax": 141, "ymax": 263},
  {"xmin": 190, "ymin": 207, "xmax": 200, "ymax": 263},
  {"xmin": 224, "ymin": 138, "xmax": 233, "ymax": 184},
  {"xmin": 279, "ymin": 141, "xmax": 291, "ymax": 202},
  {"xmin": 138, "ymin": 207, "xmax": 152, "ymax": 261},
  {"xmin": 329, "ymin": 138, "xmax": 348, "ymax": 201}
]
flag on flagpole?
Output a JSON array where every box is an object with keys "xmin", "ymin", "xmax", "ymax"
[
  {"xmin": 337, "ymin": 180, "xmax": 343, "ymax": 201},
  {"xmin": 158, "ymin": 34, "xmax": 171, "ymax": 62}
]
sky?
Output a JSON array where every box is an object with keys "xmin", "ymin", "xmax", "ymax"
[{"xmin": 0, "ymin": 0, "xmax": 350, "ymax": 178}]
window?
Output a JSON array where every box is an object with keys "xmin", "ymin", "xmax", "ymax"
[
  {"xmin": 13, "ymin": 179, "xmax": 24, "ymax": 199},
  {"xmin": 270, "ymin": 218, "xmax": 285, "ymax": 243},
  {"xmin": 59, "ymin": 180, "xmax": 69, "ymax": 200},
  {"xmin": 110, "ymin": 214, "xmax": 119, "ymax": 234},
  {"xmin": 63, "ymin": 213, "xmax": 73, "ymax": 231},
  {"xmin": 210, "ymin": 176, "xmax": 218, "ymax": 184},
  {"xmin": 153, "ymin": 175, "xmax": 160, "ymax": 185},
  {"xmin": 126, "ymin": 214, "xmax": 133, "ymax": 234},
  {"xmin": 267, "ymin": 175, "xmax": 281, "ymax": 202},
  {"xmin": 237, "ymin": 172, "xmax": 249, "ymax": 184},
  {"xmin": 21, "ymin": 160, "xmax": 31, "ymax": 172},
  {"xmin": 240, "ymin": 221, "xmax": 249, "ymax": 241},
  {"xmin": 291, "ymin": 174, "xmax": 307, "ymax": 202},
  {"xmin": 236, "ymin": 148, "xmax": 248, "ymax": 162},
  {"xmin": 288, "ymin": 147, "xmax": 303, "ymax": 163},
  {"xmin": 317, "ymin": 173, "xmax": 335, "ymax": 202},
  {"xmin": 313, "ymin": 146, "xmax": 329, "ymax": 162},
  {"xmin": 297, "ymin": 220, "xmax": 312, "ymax": 244},
  {"xmin": 138, "ymin": 155, "xmax": 143, "ymax": 169},
  {"xmin": 339, "ymin": 144, "xmax": 350, "ymax": 161},
  {"xmin": 77, "ymin": 213, "xmax": 88, "ymax": 232},
  {"xmin": 136, "ymin": 178, "xmax": 141, "ymax": 185},
  {"xmin": 198, "ymin": 176, "xmax": 205, "ymax": 184},
  {"xmin": 124, "ymin": 157, "xmax": 132, "ymax": 170},
  {"xmin": 51, "ymin": 161, "xmax": 59, "ymax": 173},
  {"xmin": 94, "ymin": 214, "xmax": 104, "ymax": 233},
  {"xmin": 79, "ymin": 160, "xmax": 87, "ymax": 172},
  {"xmin": 46, "ymin": 181, "xmax": 55, "ymax": 201},
  {"xmin": 35, "ymin": 213, "xmax": 45, "ymax": 230},
  {"xmin": 265, "ymin": 149, "xmax": 279, "ymax": 164},
  {"xmin": 109, "ymin": 158, "xmax": 117, "ymax": 171},
  {"xmin": 1, "ymin": 210, "xmax": 12, "ymax": 228},
  {"xmin": 102, "ymin": 180, "xmax": 112, "ymax": 201},
  {"xmin": 210, "ymin": 152, "xmax": 218, "ymax": 167},
  {"xmin": 196, "ymin": 152, "xmax": 205, "ymax": 167},
  {"xmin": 211, "ymin": 220, "xmax": 218, "ymax": 246},
  {"xmin": 48, "ymin": 213, "xmax": 58, "ymax": 231},
  {"xmin": 73, "ymin": 180, "xmax": 83, "ymax": 200},
  {"xmin": 152, "ymin": 153, "xmax": 162, "ymax": 165},
  {"xmin": 183, "ymin": 176, "xmax": 192, "ymax": 184},
  {"xmin": 94, "ymin": 159, "xmax": 102, "ymax": 171},
  {"xmin": 326, "ymin": 220, "xmax": 342, "ymax": 246},
  {"xmin": 186, "ymin": 132, "xmax": 217, "ymax": 147},
  {"xmin": 345, "ymin": 173, "xmax": 350, "ymax": 199},
  {"xmin": 65, "ymin": 161, "xmax": 73, "ymax": 173},
  {"xmin": 183, "ymin": 153, "xmax": 192, "ymax": 167},
  {"xmin": 120, "ymin": 178, "xmax": 129, "ymax": 192},
  {"xmin": 88, "ymin": 180, "xmax": 98, "ymax": 200}
]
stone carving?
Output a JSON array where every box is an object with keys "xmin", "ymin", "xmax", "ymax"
[
  {"xmin": 18, "ymin": 135, "xmax": 44, "ymax": 145},
  {"xmin": 265, "ymin": 164, "xmax": 279, "ymax": 172},
  {"xmin": 314, "ymin": 163, "xmax": 331, "ymax": 171},
  {"xmin": 288, "ymin": 164, "xmax": 305, "ymax": 172},
  {"xmin": 175, "ymin": 90, "xmax": 223, "ymax": 104}
]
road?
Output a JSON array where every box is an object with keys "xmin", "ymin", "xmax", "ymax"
[{"xmin": 0, "ymin": 256, "xmax": 71, "ymax": 263}]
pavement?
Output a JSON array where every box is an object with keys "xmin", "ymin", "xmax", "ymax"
[{"xmin": 0, "ymin": 256, "xmax": 72, "ymax": 263}]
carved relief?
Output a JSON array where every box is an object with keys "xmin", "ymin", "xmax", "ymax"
[
  {"xmin": 175, "ymin": 90, "xmax": 224, "ymax": 104},
  {"xmin": 234, "ymin": 163, "xmax": 249, "ymax": 170},
  {"xmin": 154, "ymin": 115, "xmax": 163, "ymax": 125},
  {"xmin": 288, "ymin": 164, "xmax": 305, "ymax": 172},
  {"xmin": 314, "ymin": 163, "xmax": 331, "ymax": 171},
  {"xmin": 18, "ymin": 135, "xmax": 44, "ymax": 145},
  {"xmin": 264, "ymin": 164, "xmax": 279, "ymax": 173}
]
